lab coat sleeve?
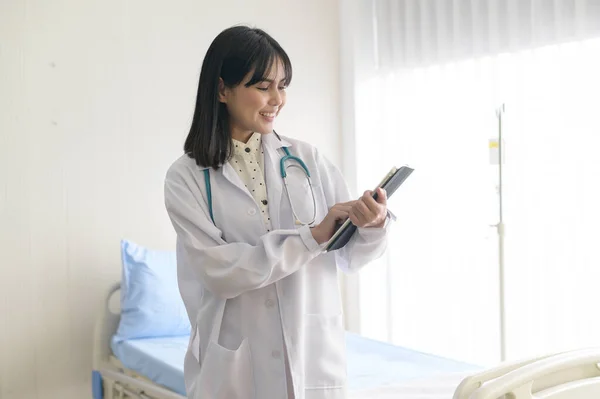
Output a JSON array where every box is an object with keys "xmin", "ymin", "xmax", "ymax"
[
  {"xmin": 164, "ymin": 172, "xmax": 322, "ymax": 299},
  {"xmin": 315, "ymin": 150, "xmax": 393, "ymax": 273}
]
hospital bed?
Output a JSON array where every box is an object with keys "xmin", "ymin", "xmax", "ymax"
[
  {"xmin": 92, "ymin": 281, "xmax": 600, "ymax": 399},
  {"xmin": 94, "ymin": 280, "xmax": 482, "ymax": 399},
  {"xmin": 93, "ymin": 240, "xmax": 600, "ymax": 398},
  {"xmin": 93, "ymin": 281, "xmax": 600, "ymax": 399}
]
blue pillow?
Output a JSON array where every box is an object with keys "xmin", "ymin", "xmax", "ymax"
[{"xmin": 113, "ymin": 239, "xmax": 191, "ymax": 342}]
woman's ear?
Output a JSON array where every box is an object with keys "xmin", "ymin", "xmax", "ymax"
[{"xmin": 218, "ymin": 78, "xmax": 228, "ymax": 103}]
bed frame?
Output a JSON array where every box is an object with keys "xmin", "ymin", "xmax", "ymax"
[
  {"xmin": 92, "ymin": 282, "xmax": 186, "ymax": 399},
  {"xmin": 454, "ymin": 348, "xmax": 600, "ymax": 398}
]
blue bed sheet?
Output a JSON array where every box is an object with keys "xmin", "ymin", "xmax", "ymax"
[
  {"xmin": 111, "ymin": 335, "xmax": 189, "ymax": 395},
  {"xmin": 344, "ymin": 333, "xmax": 477, "ymax": 391},
  {"xmin": 111, "ymin": 333, "xmax": 478, "ymax": 396}
]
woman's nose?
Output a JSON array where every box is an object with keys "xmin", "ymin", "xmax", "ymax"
[{"xmin": 269, "ymin": 89, "xmax": 282, "ymax": 106}]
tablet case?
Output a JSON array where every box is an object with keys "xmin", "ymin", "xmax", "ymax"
[{"xmin": 325, "ymin": 165, "xmax": 414, "ymax": 252}]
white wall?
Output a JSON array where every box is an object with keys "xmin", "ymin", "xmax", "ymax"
[{"xmin": 0, "ymin": 1, "xmax": 340, "ymax": 398}]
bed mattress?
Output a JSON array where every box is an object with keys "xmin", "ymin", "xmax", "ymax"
[{"xmin": 110, "ymin": 332, "xmax": 478, "ymax": 396}]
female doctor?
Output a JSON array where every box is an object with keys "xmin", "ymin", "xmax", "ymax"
[{"xmin": 164, "ymin": 26, "xmax": 393, "ymax": 399}]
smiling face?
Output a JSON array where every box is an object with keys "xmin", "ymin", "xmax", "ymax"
[{"xmin": 218, "ymin": 58, "xmax": 288, "ymax": 143}]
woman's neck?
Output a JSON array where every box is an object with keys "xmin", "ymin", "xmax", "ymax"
[{"xmin": 231, "ymin": 129, "xmax": 254, "ymax": 144}]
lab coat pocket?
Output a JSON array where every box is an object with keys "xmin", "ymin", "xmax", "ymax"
[
  {"xmin": 196, "ymin": 338, "xmax": 255, "ymax": 399},
  {"xmin": 305, "ymin": 314, "xmax": 347, "ymax": 388}
]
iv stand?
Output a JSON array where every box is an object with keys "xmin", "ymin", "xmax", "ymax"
[{"xmin": 495, "ymin": 104, "xmax": 507, "ymax": 362}]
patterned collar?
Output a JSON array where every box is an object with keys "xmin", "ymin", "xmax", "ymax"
[{"xmin": 232, "ymin": 132, "xmax": 262, "ymax": 157}]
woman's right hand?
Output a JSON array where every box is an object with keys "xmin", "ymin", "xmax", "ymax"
[{"xmin": 310, "ymin": 201, "xmax": 356, "ymax": 245}]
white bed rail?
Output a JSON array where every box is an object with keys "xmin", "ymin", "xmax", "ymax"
[
  {"xmin": 101, "ymin": 369, "xmax": 185, "ymax": 399},
  {"xmin": 453, "ymin": 353, "xmax": 561, "ymax": 398},
  {"xmin": 93, "ymin": 282, "xmax": 121, "ymax": 371},
  {"xmin": 92, "ymin": 282, "xmax": 186, "ymax": 399},
  {"xmin": 455, "ymin": 348, "xmax": 600, "ymax": 399}
]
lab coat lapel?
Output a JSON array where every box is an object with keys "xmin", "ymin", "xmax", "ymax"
[
  {"xmin": 262, "ymin": 133, "xmax": 292, "ymax": 230},
  {"xmin": 221, "ymin": 162, "xmax": 255, "ymax": 203}
]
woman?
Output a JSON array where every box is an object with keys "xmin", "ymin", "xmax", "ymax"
[{"xmin": 164, "ymin": 25, "xmax": 393, "ymax": 399}]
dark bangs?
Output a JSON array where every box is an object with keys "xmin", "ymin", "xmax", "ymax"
[
  {"xmin": 219, "ymin": 30, "xmax": 293, "ymax": 89},
  {"xmin": 243, "ymin": 39, "xmax": 293, "ymax": 87}
]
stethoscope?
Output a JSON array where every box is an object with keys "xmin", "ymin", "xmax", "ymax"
[
  {"xmin": 203, "ymin": 131, "xmax": 317, "ymax": 226},
  {"xmin": 274, "ymin": 131, "xmax": 317, "ymax": 226}
]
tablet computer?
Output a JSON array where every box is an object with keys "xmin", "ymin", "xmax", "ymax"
[{"xmin": 324, "ymin": 165, "xmax": 414, "ymax": 252}]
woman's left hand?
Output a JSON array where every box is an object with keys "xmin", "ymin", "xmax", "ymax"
[{"xmin": 348, "ymin": 187, "xmax": 387, "ymax": 228}]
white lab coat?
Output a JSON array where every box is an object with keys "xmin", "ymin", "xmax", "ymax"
[{"xmin": 164, "ymin": 133, "xmax": 391, "ymax": 399}]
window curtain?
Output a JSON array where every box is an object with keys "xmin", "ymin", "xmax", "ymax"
[{"xmin": 343, "ymin": 0, "xmax": 600, "ymax": 366}]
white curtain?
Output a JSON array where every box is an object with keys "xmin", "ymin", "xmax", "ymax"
[
  {"xmin": 345, "ymin": 0, "xmax": 600, "ymax": 366},
  {"xmin": 372, "ymin": 0, "xmax": 600, "ymax": 71}
]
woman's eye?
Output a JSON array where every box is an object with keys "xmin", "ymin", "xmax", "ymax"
[{"xmin": 257, "ymin": 85, "xmax": 286, "ymax": 91}]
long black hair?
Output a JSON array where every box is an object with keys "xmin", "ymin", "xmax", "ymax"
[{"xmin": 184, "ymin": 26, "xmax": 293, "ymax": 169}]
